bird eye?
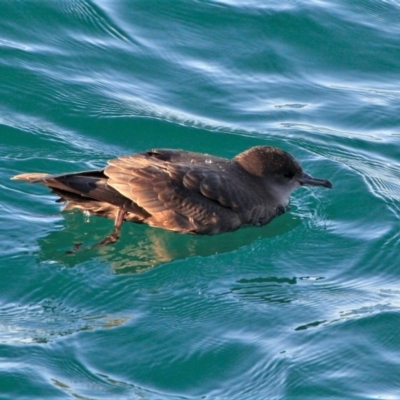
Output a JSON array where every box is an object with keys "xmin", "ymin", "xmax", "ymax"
[{"xmin": 283, "ymin": 172, "xmax": 294, "ymax": 179}]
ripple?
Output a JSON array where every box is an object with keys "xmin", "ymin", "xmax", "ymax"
[
  {"xmin": 0, "ymin": 113, "xmax": 112, "ymax": 160},
  {"xmin": 294, "ymin": 302, "xmax": 399, "ymax": 332},
  {"xmin": 221, "ymin": 276, "xmax": 298, "ymax": 305},
  {"xmin": 0, "ymin": 300, "xmax": 128, "ymax": 345},
  {"xmin": 211, "ymin": 0, "xmax": 299, "ymax": 12},
  {"xmin": 1, "ymin": 0, "xmax": 400, "ymax": 398},
  {"xmin": 63, "ymin": 0, "xmax": 132, "ymax": 45},
  {"xmin": 51, "ymin": 373, "xmax": 173, "ymax": 400},
  {"xmin": 351, "ymin": 0, "xmax": 400, "ymax": 34}
]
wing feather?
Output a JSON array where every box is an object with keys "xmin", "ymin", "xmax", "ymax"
[{"xmin": 104, "ymin": 150, "xmax": 253, "ymax": 232}]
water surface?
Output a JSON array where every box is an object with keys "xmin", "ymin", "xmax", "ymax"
[{"xmin": 1, "ymin": 0, "xmax": 400, "ymax": 398}]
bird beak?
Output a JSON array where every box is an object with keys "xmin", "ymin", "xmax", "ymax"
[{"xmin": 298, "ymin": 173, "xmax": 333, "ymax": 188}]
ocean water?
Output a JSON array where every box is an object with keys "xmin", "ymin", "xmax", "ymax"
[{"xmin": 1, "ymin": 0, "xmax": 400, "ymax": 398}]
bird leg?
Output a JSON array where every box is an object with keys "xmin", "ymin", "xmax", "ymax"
[
  {"xmin": 95, "ymin": 208, "xmax": 126, "ymax": 247},
  {"xmin": 66, "ymin": 208, "xmax": 126, "ymax": 253}
]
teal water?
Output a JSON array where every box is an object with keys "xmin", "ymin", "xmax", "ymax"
[{"xmin": 1, "ymin": 0, "xmax": 400, "ymax": 398}]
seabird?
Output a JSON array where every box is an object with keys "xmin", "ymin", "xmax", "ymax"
[{"xmin": 12, "ymin": 146, "xmax": 332, "ymax": 246}]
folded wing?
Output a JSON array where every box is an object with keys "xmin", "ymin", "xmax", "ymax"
[{"xmin": 105, "ymin": 150, "xmax": 262, "ymax": 233}]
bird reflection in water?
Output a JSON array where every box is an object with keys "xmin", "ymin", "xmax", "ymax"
[{"xmin": 37, "ymin": 210, "xmax": 302, "ymax": 274}]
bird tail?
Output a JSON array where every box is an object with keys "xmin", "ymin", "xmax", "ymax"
[{"xmin": 11, "ymin": 173, "xmax": 51, "ymax": 182}]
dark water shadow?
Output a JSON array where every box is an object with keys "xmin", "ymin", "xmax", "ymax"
[
  {"xmin": 216, "ymin": 275, "xmax": 299, "ymax": 306},
  {"xmin": 36, "ymin": 211, "xmax": 302, "ymax": 274}
]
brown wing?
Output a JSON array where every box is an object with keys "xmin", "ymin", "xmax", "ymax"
[{"xmin": 104, "ymin": 150, "xmax": 259, "ymax": 233}]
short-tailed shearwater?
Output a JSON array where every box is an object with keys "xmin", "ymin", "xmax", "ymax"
[{"xmin": 12, "ymin": 146, "xmax": 332, "ymax": 246}]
